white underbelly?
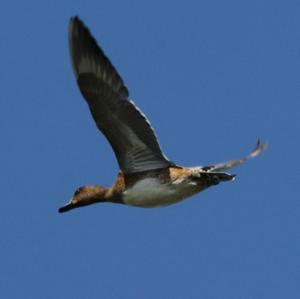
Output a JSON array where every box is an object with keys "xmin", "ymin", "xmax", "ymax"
[{"xmin": 123, "ymin": 178, "xmax": 200, "ymax": 208}]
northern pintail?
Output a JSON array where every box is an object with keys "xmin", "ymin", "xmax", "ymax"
[{"xmin": 58, "ymin": 16, "xmax": 267, "ymax": 213}]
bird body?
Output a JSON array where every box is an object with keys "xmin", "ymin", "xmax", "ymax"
[
  {"xmin": 122, "ymin": 168, "xmax": 233, "ymax": 207},
  {"xmin": 58, "ymin": 16, "xmax": 266, "ymax": 213}
]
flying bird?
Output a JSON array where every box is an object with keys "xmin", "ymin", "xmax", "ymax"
[{"xmin": 58, "ymin": 16, "xmax": 267, "ymax": 213}]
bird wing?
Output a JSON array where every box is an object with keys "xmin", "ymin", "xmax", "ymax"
[
  {"xmin": 69, "ymin": 16, "xmax": 173, "ymax": 173},
  {"xmin": 207, "ymin": 139, "xmax": 268, "ymax": 172}
]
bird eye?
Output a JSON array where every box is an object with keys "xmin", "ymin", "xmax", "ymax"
[{"xmin": 74, "ymin": 186, "xmax": 84, "ymax": 195}]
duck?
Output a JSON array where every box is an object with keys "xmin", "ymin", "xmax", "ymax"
[{"xmin": 58, "ymin": 16, "xmax": 267, "ymax": 213}]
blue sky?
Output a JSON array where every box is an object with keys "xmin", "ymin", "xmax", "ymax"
[{"xmin": 1, "ymin": 0, "xmax": 299, "ymax": 298}]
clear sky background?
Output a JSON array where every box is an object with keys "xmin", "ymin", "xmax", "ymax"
[{"xmin": 1, "ymin": 0, "xmax": 299, "ymax": 298}]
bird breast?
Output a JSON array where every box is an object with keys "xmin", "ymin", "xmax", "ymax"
[{"xmin": 123, "ymin": 177, "xmax": 200, "ymax": 208}]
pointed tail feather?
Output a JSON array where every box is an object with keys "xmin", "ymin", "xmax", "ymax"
[{"xmin": 195, "ymin": 172, "xmax": 236, "ymax": 187}]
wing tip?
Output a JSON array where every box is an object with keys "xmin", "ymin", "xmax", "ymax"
[
  {"xmin": 251, "ymin": 138, "xmax": 268, "ymax": 159},
  {"xmin": 69, "ymin": 15, "xmax": 81, "ymax": 33},
  {"xmin": 69, "ymin": 15, "xmax": 87, "ymax": 40},
  {"xmin": 70, "ymin": 15, "xmax": 80, "ymax": 24}
]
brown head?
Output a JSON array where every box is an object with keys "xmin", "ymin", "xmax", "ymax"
[{"xmin": 58, "ymin": 185, "xmax": 109, "ymax": 213}]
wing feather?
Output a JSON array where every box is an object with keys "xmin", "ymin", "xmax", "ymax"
[
  {"xmin": 69, "ymin": 16, "xmax": 173, "ymax": 173},
  {"xmin": 207, "ymin": 140, "xmax": 267, "ymax": 172}
]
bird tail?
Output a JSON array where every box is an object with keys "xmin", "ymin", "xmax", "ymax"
[{"xmin": 199, "ymin": 172, "xmax": 235, "ymax": 186}]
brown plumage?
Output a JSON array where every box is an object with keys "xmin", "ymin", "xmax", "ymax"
[{"xmin": 58, "ymin": 17, "xmax": 267, "ymax": 213}]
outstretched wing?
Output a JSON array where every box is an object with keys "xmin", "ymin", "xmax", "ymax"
[
  {"xmin": 69, "ymin": 16, "xmax": 173, "ymax": 173},
  {"xmin": 206, "ymin": 139, "xmax": 267, "ymax": 172}
]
